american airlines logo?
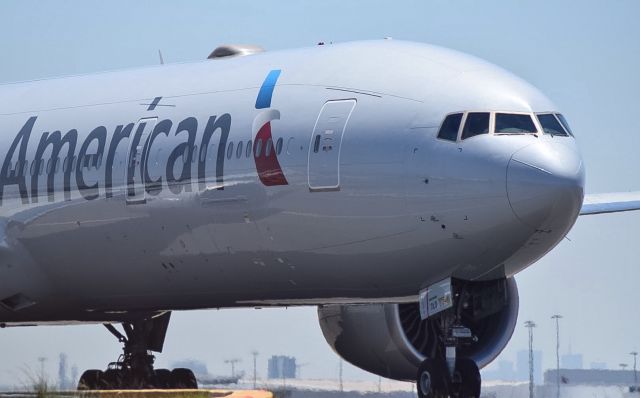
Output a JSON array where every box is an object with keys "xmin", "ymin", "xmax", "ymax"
[
  {"xmin": 0, "ymin": 70, "xmax": 288, "ymax": 205},
  {"xmin": 252, "ymin": 69, "xmax": 288, "ymax": 186}
]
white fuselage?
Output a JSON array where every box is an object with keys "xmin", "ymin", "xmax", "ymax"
[{"xmin": 0, "ymin": 40, "xmax": 584, "ymax": 324}]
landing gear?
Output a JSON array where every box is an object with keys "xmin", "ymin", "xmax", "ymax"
[
  {"xmin": 417, "ymin": 358, "xmax": 448, "ymax": 398},
  {"xmin": 416, "ymin": 357, "xmax": 479, "ymax": 398},
  {"xmin": 453, "ymin": 358, "xmax": 481, "ymax": 398},
  {"xmin": 77, "ymin": 312, "xmax": 198, "ymax": 390},
  {"xmin": 415, "ymin": 278, "xmax": 498, "ymax": 398}
]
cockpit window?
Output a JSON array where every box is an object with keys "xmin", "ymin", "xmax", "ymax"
[
  {"xmin": 495, "ymin": 113, "xmax": 537, "ymax": 135},
  {"xmin": 536, "ymin": 114, "xmax": 569, "ymax": 136},
  {"xmin": 437, "ymin": 113, "xmax": 463, "ymax": 141},
  {"xmin": 555, "ymin": 113, "xmax": 574, "ymax": 136},
  {"xmin": 461, "ymin": 112, "xmax": 490, "ymax": 140}
]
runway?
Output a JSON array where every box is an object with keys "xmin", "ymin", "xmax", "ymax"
[{"xmin": 0, "ymin": 390, "xmax": 273, "ymax": 398}]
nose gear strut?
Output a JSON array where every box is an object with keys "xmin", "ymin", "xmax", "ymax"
[{"xmin": 416, "ymin": 278, "xmax": 505, "ymax": 398}]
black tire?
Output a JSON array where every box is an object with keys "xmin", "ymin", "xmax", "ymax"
[
  {"xmin": 456, "ymin": 357, "xmax": 481, "ymax": 398},
  {"xmin": 171, "ymin": 368, "xmax": 197, "ymax": 389},
  {"xmin": 100, "ymin": 369, "xmax": 123, "ymax": 390},
  {"xmin": 417, "ymin": 358, "xmax": 447, "ymax": 398},
  {"xmin": 154, "ymin": 368, "xmax": 172, "ymax": 389},
  {"xmin": 77, "ymin": 369, "xmax": 103, "ymax": 390}
]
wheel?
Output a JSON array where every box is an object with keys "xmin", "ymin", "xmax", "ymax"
[
  {"xmin": 171, "ymin": 368, "xmax": 197, "ymax": 389},
  {"xmin": 417, "ymin": 358, "xmax": 447, "ymax": 398},
  {"xmin": 100, "ymin": 369, "xmax": 123, "ymax": 390},
  {"xmin": 154, "ymin": 368, "xmax": 172, "ymax": 389},
  {"xmin": 77, "ymin": 370, "xmax": 103, "ymax": 390},
  {"xmin": 455, "ymin": 357, "xmax": 481, "ymax": 398},
  {"xmin": 121, "ymin": 370, "xmax": 149, "ymax": 390}
]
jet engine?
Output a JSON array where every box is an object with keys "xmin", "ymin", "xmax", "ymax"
[{"xmin": 317, "ymin": 278, "xmax": 518, "ymax": 381}]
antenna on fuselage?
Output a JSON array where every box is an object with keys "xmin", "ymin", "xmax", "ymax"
[{"xmin": 158, "ymin": 49, "xmax": 165, "ymax": 65}]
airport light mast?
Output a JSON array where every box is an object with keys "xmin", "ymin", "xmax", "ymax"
[
  {"xmin": 525, "ymin": 321, "xmax": 537, "ymax": 398},
  {"xmin": 339, "ymin": 359, "xmax": 344, "ymax": 393},
  {"xmin": 37, "ymin": 357, "xmax": 47, "ymax": 385},
  {"xmin": 551, "ymin": 314, "xmax": 562, "ymax": 398},
  {"xmin": 224, "ymin": 358, "xmax": 241, "ymax": 378},
  {"xmin": 630, "ymin": 352, "xmax": 638, "ymax": 386},
  {"xmin": 251, "ymin": 351, "xmax": 259, "ymax": 389}
]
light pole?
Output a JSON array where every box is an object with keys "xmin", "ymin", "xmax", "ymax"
[
  {"xmin": 551, "ymin": 314, "xmax": 562, "ymax": 398},
  {"xmin": 525, "ymin": 321, "xmax": 537, "ymax": 398},
  {"xmin": 630, "ymin": 352, "xmax": 638, "ymax": 386},
  {"xmin": 251, "ymin": 351, "xmax": 259, "ymax": 389},
  {"xmin": 37, "ymin": 357, "xmax": 47, "ymax": 385},
  {"xmin": 338, "ymin": 359, "xmax": 343, "ymax": 393},
  {"xmin": 224, "ymin": 358, "xmax": 241, "ymax": 378}
]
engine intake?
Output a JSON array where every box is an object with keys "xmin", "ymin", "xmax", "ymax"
[{"xmin": 317, "ymin": 277, "xmax": 518, "ymax": 381}]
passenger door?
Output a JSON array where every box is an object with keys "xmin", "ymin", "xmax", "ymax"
[{"xmin": 307, "ymin": 100, "xmax": 356, "ymax": 192}]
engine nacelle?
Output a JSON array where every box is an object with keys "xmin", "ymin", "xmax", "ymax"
[{"xmin": 317, "ymin": 278, "xmax": 518, "ymax": 381}]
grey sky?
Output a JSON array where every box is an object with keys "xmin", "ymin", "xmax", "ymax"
[{"xmin": 0, "ymin": 0, "xmax": 639, "ymax": 386}]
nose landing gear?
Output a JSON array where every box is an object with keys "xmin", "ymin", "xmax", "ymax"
[
  {"xmin": 416, "ymin": 278, "xmax": 491, "ymax": 398},
  {"xmin": 77, "ymin": 312, "xmax": 198, "ymax": 390},
  {"xmin": 416, "ymin": 340, "xmax": 480, "ymax": 397}
]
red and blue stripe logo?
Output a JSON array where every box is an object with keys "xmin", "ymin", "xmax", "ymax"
[{"xmin": 252, "ymin": 70, "xmax": 288, "ymax": 186}]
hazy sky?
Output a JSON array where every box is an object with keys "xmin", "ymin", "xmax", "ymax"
[{"xmin": 1, "ymin": 0, "xmax": 639, "ymax": 388}]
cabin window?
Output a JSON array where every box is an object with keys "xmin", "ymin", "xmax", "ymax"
[
  {"xmin": 462, "ymin": 112, "xmax": 490, "ymax": 139},
  {"xmin": 246, "ymin": 140, "xmax": 253, "ymax": 158},
  {"xmin": 537, "ymin": 114, "xmax": 568, "ymax": 136},
  {"xmin": 254, "ymin": 139, "xmax": 263, "ymax": 157},
  {"xmin": 276, "ymin": 137, "xmax": 283, "ymax": 155},
  {"xmin": 494, "ymin": 113, "xmax": 537, "ymax": 135},
  {"xmin": 313, "ymin": 134, "xmax": 321, "ymax": 153},
  {"xmin": 437, "ymin": 113, "xmax": 463, "ymax": 141},
  {"xmin": 192, "ymin": 145, "xmax": 198, "ymax": 163},
  {"xmin": 265, "ymin": 138, "xmax": 273, "ymax": 157},
  {"xmin": 236, "ymin": 141, "xmax": 243, "ymax": 159}
]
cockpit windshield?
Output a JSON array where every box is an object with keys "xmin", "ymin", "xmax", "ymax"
[
  {"xmin": 461, "ymin": 112, "xmax": 490, "ymax": 140},
  {"xmin": 435, "ymin": 111, "xmax": 573, "ymax": 142},
  {"xmin": 555, "ymin": 113, "xmax": 574, "ymax": 136},
  {"xmin": 495, "ymin": 113, "xmax": 537, "ymax": 135},
  {"xmin": 536, "ymin": 113, "xmax": 569, "ymax": 136}
]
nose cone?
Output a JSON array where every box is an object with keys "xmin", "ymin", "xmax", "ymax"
[{"xmin": 507, "ymin": 141, "xmax": 585, "ymax": 231}]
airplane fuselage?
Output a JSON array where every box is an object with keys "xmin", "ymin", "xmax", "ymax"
[{"xmin": 0, "ymin": 40, "xmax": 584, "ymax": 324}]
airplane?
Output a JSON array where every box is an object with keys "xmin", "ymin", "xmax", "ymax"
[{"xmin": 0, "ymin": 39, "xmax": 638, "ymax": 397}]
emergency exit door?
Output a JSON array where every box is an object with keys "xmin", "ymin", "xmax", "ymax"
[{"xmin": 307, "ymin": 100, "xmax": 356, "ymax": 191}]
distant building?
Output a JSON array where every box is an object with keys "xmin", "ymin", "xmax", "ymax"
[
  {"xmin": 516, "ymin": 350, "xmax": 543, "ymax": 384},
  {"xmin": 482, "ymin": 360, "xmax": 517, "ymax": 381},
  {"xmin": 561, "ymin": 353, "xmax": 583, "ymax": 369},
  {"xmin": 268, "ymin": 356, "xmax": 296, "ymax": 379},
  {"xmin": 544, "ymin": 368, "xmax": 637, "ymax": 386}
]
